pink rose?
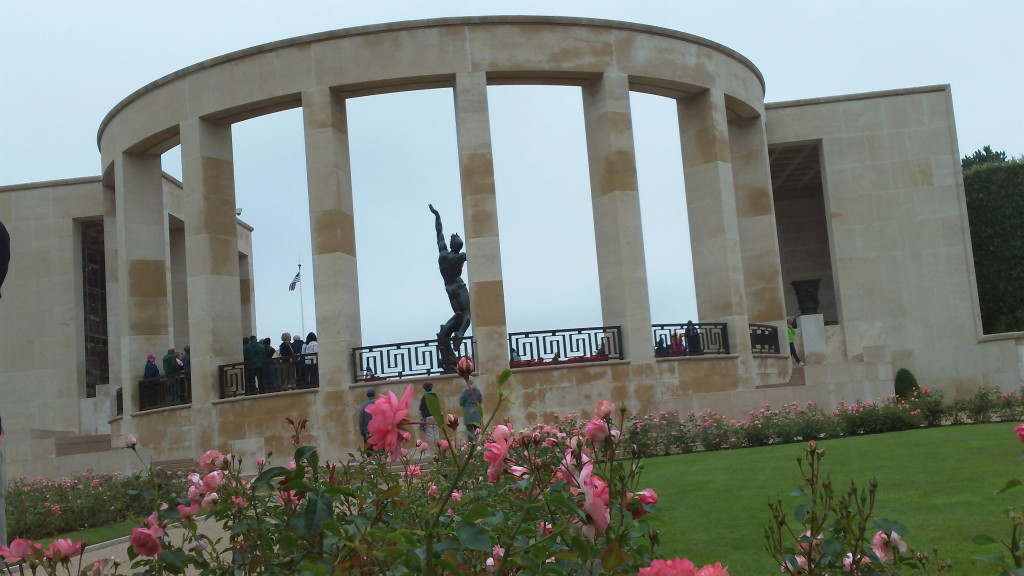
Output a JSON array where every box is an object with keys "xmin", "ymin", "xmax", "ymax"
[
  {"xmin": 366, "ymin": 385, "xmax": 415, "ymax": 461},
  {"xmin": 636, "ymin": 488, "xmax": 658, "ymax": 506},
  {"xmin": 584, "ymin": 418, "xmax": 610, "ymax": 444},
  {"xmin": 201, "ymin": 492, "xmax": 218, "ymax": 510},
  {"xmin": 0, "ymin": 539, "xmax": 41, "ymax": 563},
  {"xmin": 256, "ymin": 457, "xmax": 266, "ymax": 467},
  {"xmin": 594, "ymin": 400, "xmax": 616, "ymax": 419},
  {"xmin": 843, "ymin": 552, "xmax": 869, "ymax": 573},
  {"xmin": 202, "ymin": 471, "xmax": 224, "ymax": 493},
  {"xmin": 456, "ymin": 356, "xmax": 474, "ymax": 382},
  {"xmin": 780, "ymin": 556, "xmax": 807, "ymax": 573},
  {"xmin": 124, "ymin": 434, "xmax": 138, "ymax": 449},
  {"xmin": 405, "ymin": 465, "xmax": 422, "ymax": 477},
  {"xmin": 198, "ymin": 450, "xmax": 224, "ymax": 473},
  {"xmin": 581, "ymin": 473, "xmax": 609, "ymax": 541},
  {"xmin": 483, "ymin": 438, "xmax": 510, "ymax": 484},
  {"xmin": 44, "ymin": 539, "xmax": 82, "ymax": 562},
  {"xmin": 491, "ymin": 424, "xmax": 512, "ymax": 442},
  {"xmin": 871, "ymin": 531, "xmax": 906, "ymax": 562},
  {"xmin": 1015, "ymin": 424, "xmax": 1024, "ymax": 443},
  {"xmin": 427, "ymin": 483, "xmax": 438, "ymax": 498},
  {"xmin": 638, "ymin": 557, "xmax": 697, "ymax": 576},
  {"xmin": 177, "ymin": 502, "xmax": 200, "ymax": 521},
  {"xmin": 438, "ymin": 439, "xmax": 451, "ymax": 452},
  {"xmin": 129, "ymin": 527, "xmax": 162, "ymax": 557},
  {"xmin": 144, "ymin": 511, "xmax": 165, "ymax": 537},
  {"xmin": 696, "ymin": 563, "xmax": 729, "ymax": 576}
]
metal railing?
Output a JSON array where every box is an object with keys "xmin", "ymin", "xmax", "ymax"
[
  {"xmin": 138, "ymin": 373, "xmax": 192, "ymax": 411},
  {"xmin": 218, "ymin": 353, "xmax": 319, "ymax": 399},
  {"xmin": 652, "ymin": 323, "xmax": 730, "ymax": 356},
  {"xmin": 508, "ymin": 326, "xmax": 622, "ymax": 368},
  {"xmin": 749, "ymin": 323, "xmax": 781, "ymax": 354},
  {"xmin": 352, "ymin": 338, "xmax": 476, "ymax": 382}
]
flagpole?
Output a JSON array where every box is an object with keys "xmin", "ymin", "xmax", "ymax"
[{"xmin": 298, "ymin": 263, "xmax": 305, "ymax": 337}]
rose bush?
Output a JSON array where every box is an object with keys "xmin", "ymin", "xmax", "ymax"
[{"xmin": 92, "ymin": 360, "xmax": 726, "ymax": 575}]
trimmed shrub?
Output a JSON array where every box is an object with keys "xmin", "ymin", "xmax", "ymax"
[{"xmin": 894, "ymin": 367, "xmax": 919, "ymax": 399}]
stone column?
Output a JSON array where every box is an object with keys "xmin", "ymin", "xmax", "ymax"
[
  {"xmin": 112, "ymin": 153, "xmax": 171, "ymax": 426},
  {"xmin": 302, "ymin": 89, "xmax": 360, "ymax": 387},
  {"xmin": 180, "ymin": 118, "xmax": 243, "ymax": 436},
  {"xmin": 453, "ymin": 72, "xmax": 508, "ymax": 377},
  {"xmin": 102, "ymin": 185, "xmax": 124, "ymax": 423},
  {"xmin": 582, "ymin": 73, "xmax": 653, "ymax": 362},
  {"xmin": 677, "ymin": 90, "xmax": 752, "ymax": 361},
  {"xmin": 729, "ymin": 116, "xmax": 786, "ymax": 324}
]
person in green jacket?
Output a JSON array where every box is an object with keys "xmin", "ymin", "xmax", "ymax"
[{"xmin": 788, "ymin": 318, "xmax": 804, "ymax": 367}]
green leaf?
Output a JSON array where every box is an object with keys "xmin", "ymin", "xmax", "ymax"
[
  {"xmin": 459, "ymin": 503, "xmax": 492, "ymax": 523},
  {"xmin": 997, "ymin": 478, "xmax": 1023, "ymax": 494},
  {"xmin": 497, "ymin": 369, "xmax": 512, "ymax": 385},
  {"xmin": 426, "ymin": 393, "xmax": 443, "ymax": 424},
  {"xmin": 158, "ymin": 548, "xmax": 188, "ymax": 571},
  {"xmin": 972, "ymin": 534, "xmax": 998, "ymax": 545},
  {"xmin": 456, "ymin": 523, "xmax": 493, "ymax": 551},
  {"xmin": 975, "ymin": 554, "xmax": 1011, "ymax": 568},
  {"xmin": 294, "ymin": 445, "xmax": 318, "ymax": 465},
  {"xmin": 252, "ymin": 466, "xmax": 290, "ymax": 487},
  {"xmin": 600, "ymin": 542, "xmax": 629, "ymax": 571},
  {"xmin": 821, "ymin": 538, "xmax": 844, "ymax": 559},
  {"xmin": 873, "ymin": 518, "xmax": 908, "ymax": 535},
  {"xmin": 380, "ymin": 484, "xmax": 402, "ymax": 500},
  {"xmin": 793, "ymin": 503, "xmax": 810, "ymax": 523},
  {"xmin": 290, "ymin": 492, "xmax": 335, "ymax": 536}
]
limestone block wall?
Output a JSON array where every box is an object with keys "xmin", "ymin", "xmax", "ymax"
[
  {"xmin": 0, "ymin": 176, "xmax": 256, "ymax": 479},
  {"xmin": 0, "ymin": 178, "xmax": 106, "ymax": 442},
  {"xmin": 766, "ymin": 86, "xmax": 1015, "ymax": 395}
]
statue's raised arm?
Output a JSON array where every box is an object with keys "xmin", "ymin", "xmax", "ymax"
[{"xmin": 429, "ymin": 204, "xmax": 446, "ymax": 253}]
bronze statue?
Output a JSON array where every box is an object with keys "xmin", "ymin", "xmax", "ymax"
[{"xmin": 429, "ymin": 204, "xmax": 470, "ymax": 370}]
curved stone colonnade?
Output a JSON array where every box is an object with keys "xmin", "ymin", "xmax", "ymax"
[{"xmin": 100, "ymin": 17, "xmax": 790, "ymax": 461}]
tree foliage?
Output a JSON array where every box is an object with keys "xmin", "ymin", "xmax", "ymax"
[
  {"xmin": 964, "ymin": 159, "xmax": 1024, "ymax": 333},
  {"xmin": 962, "ymin": 145, "xmax": 1008, "ymax": 172}
]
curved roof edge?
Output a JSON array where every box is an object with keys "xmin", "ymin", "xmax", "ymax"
[{"xmin": 97, "ymin": 15, "xmax": 764, "ymax": 148}]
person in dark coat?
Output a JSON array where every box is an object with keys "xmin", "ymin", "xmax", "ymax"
[
  {"xmin": 0, "ymin": 220, "xmax": 9, "ymax": 299},
  {"xmin": 144, "ymin": 354, "xmax": 160, "ymax": 380},
  {"xmin": 359, "ymin": 388, "xmax": 378, "ymax": 447},
  {"xmin": 278, "ymin": 333, "xmax": 296, "ymax": 390},
  {"xmin": 261, "ymin": 337, "xmax": 277, "ymax": 392}
]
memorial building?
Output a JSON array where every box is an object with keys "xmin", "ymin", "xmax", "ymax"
[{"xmin": 1, "ymin": 17, "xmax": 1016, "ymax": 478}]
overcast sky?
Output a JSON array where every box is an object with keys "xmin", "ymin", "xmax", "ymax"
[{"xmin": 2, "ymin": 1, "xmax": 1021, "ymax": 349}]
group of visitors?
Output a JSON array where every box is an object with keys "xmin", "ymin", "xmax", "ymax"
[
  {"xmin": 654, "ymin": 320, "xmax": 704, "ymax": 358},
  {"xmin": 141, "ymin": 346, "xmax": 190, "ymax": 404},
  {"xmin": 357, "ymin": 377, "xmax": 483, "ymax": 452},
  {"xmin": 243, "ymin": 331, "xmax": 319, "ymax": 394}
]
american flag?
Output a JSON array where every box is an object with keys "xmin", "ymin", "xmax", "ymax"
[{"xmin": 288, "ymin": 269, "xmax": 301, "ymax": 291}]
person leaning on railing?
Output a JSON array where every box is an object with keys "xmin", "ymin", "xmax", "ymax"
[{"xmin": 302, "ymin": 332, "xmax": 319, "ymax": 387}]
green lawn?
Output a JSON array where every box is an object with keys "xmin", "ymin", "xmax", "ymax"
[
  {"xmin": 38, "ymin": 519, "xmax": 136, "ymax": 549},
  {"xmin": 643, "ymin": 422, "xmax": 1017, "ymax": 575}
]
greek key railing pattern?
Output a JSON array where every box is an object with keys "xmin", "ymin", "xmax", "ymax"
[
  {"xmin": 749, "ymin": 323, "xmax": 781, "ymax": 354},
  {"xmin": 352, "ymin": 338, "xmax": 476, "ymax": 382},
  {"xmin": 651, "ymin": 323, "xmax": 730, "ymax": 356},
  {"xmin": 507, "ymin": 326, "xmax": 621, "ymax": 367},
  {"xmin": 138, "ymin": 374, "xmax": 192, "ymax": 411},
  {"xmin": 218, "ymin": 353, "xmax": 319, "ymax": 399}
]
